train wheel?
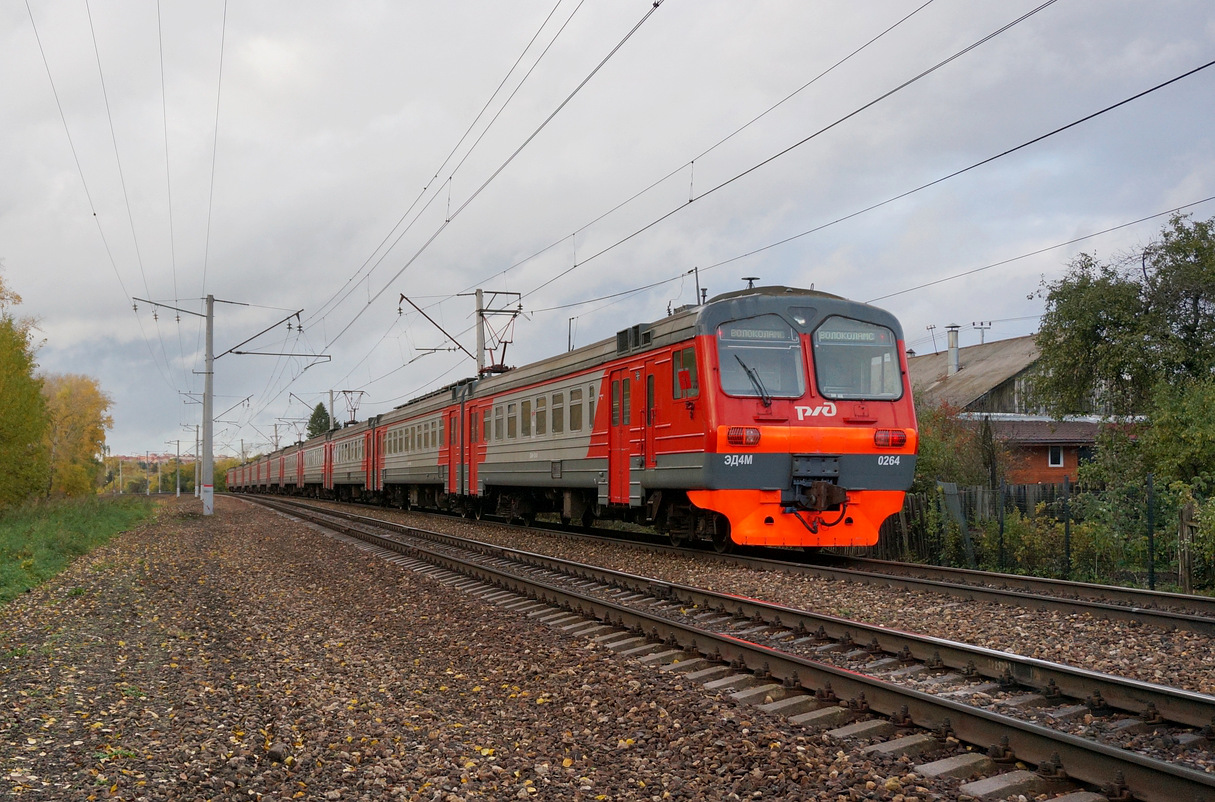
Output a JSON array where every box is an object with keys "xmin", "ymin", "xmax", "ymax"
[
  {"xmin": 668, "ymin": 529, "xmax": 688, "ymax": 548},
  {"xmin": 710, "ymin": 516, "xmax": 734, "ymax": 554}
]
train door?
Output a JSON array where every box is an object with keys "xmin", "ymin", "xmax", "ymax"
[
  {"xmin": 446, "ymin": 409, "xmax": 461, "ymax": 495},
  {"xmin": 468, "ymin": 404, "xmax": 483, "ymax": 496},
  {"xmin": 363, "ymin": 431, "xmax": 374, "ymax": 492},
  {"xmin": 323, "ymin": 442, "xmax": 334, "ymax": 491},
  {"xmin": 374, "ymin": 429, "xmax": 385, "ymax": 492},
  {"xmin": 608, "ymin": 367, "xmax": 636, "ymax": 504},
  {"xmin": 643, "ymin": 358, "xmax": 660, "ymax": 469}
]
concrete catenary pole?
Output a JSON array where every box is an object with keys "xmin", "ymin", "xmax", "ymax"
[
  {"xmin": 475, "ymin": 288, "xmax": 486, "ymax": 375},
  {"xmin": 173, "ymin": 440, "xmax": 181, "ymax": 497},
  {"xmin": 201, "ymin": 294, "xmax": 215, "ymax": 516}
]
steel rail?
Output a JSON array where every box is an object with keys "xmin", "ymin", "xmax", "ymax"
[
  {"xmin": 247, "ymin": 497, "xmax": 1215, "ymax": 801},
  {"xmin": 236, "ymin": 495, "xmax": 1215, "ymax": 634},
  {"xmin": 822, "ymin": 554, "xmax": 1215, "ymax": 617},
  {"xmin": 249, "ymin": 496, "xmax": 1215, "ymax": 727}
]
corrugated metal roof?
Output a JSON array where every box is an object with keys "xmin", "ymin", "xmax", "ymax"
[
  {"xmin": 908, "ymin": 334, "xmax": 1039, "ymax": 409},
  {"xmin": 983, "ymin": 417, "xmax": 1100, "ymax": 445}
]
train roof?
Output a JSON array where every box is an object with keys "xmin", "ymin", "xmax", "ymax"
[{"xmin": 234, "ymin": 286, "xmax": 903, "ymax": 466}]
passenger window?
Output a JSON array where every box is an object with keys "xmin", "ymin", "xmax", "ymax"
[
  {"xmin": 494, "ymin": 407, "xmax": 503, "ymax": 441},
  {"xmin": 507, "ymin": 402, "xmax": 517, "ymax": 439},
  {"xmin": 552, "ymin": 393, "xmax": 565, "ymax": 434},
  {"xmin": 672, "ymin": 346, "xmax": 699, "ymax": 399},
  {"xmin": 521, "ymin": 399, "xmax": 531, "ymax": 437},
  {"xmin": 535, "ymin": 397, "xmax": 547, "ymax": 436},
  {"xmin": 570, "ymin": 387, "xmax": 583, "ymax": 431},
  {"xmin": 622, "ymin": 378, "xmax": 631, "ymax": 425}
]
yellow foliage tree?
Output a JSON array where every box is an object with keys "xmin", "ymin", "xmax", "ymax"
[
  {"xmin": 41, "ymin": 374, "xmax": 113, "ymax": 498},
  {"xmin": 0, "ymin": 269, "xmax": 50, "ymax": 510}
]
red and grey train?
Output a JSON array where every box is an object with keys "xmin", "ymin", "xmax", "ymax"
[{"xmin": 228, "ymin": 286, "xmax": 918, "ymax": 551}]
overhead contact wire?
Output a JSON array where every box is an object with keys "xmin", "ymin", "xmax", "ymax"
[
  {"xmin": 305, "ymin": 0, "xmax": 573, "ymax": 328},
  {"xmin": 320, "ymin": 0, "xmax": 666, "ymax": 353},
  {"xmin": 25, "ymin": 0, "xmax": 178, "ymax": 393}
]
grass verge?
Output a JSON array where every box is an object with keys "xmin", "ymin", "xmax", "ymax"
[{"xmin": 0, "ymin": 496, "xmax": 157, "ymax": 604}]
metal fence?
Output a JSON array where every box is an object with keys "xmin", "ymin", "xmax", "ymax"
[{"xmin": 844, "ymin": 479, "xmax": 1207, "ymax": 593}]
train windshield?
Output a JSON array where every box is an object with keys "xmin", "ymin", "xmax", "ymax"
[
  {"xmin": 812, "ymin": 316, "xmax": 902, "ymax": 400},
  {"xmin": 716, "ymin": 314, "xmax": 806, "ymax": 400}
]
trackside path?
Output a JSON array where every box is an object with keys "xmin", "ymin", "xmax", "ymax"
[{"xmin": 0, "ymin": 497, "xmax": 955, "ymax": 801}]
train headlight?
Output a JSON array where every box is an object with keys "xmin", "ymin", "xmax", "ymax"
[
  {"xmin": 874, "ymin": 429, "xmax": 907, "ymax": 448},
  {"xmin": 727, "ymin": 427, "xmax": 761, "ymax": 446}
]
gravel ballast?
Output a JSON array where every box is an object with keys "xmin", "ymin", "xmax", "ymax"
[
  {"xmin": 355, "ymin": 504, "xmax": 1215, "ymax": 698},
  {"xmin": 1, "ymin": 498, "xmax": 962, "ymax": 801}
]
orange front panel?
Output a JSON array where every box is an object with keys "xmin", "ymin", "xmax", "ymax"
[{"xmin": 687, "ymin": 488, "xmax": 905, "ymax": 548}]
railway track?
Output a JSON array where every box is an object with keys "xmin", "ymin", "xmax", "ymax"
[
  {"xmin": 243, "ymin": 495, "xmax": 1215, "ymax": 802},
  {"xmin": 266, "ymin": 493, "xmax": 1215, "ymax": 636}
]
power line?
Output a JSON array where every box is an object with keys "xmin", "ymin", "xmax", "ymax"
[
  {"xmin": 519, "ymin": 0, "xmax": 1062, "ymax": 303},
  {"xmin": 200, "ymin": 0, "xmax": 228, "ymax": 298},
  {"xmin": 24, "ymin": 0, "xmax": 178, "ymax": 394},
  {"xmin": 318, "ymin": 0, "xmax": 667, "ymax": 353},
  {"xmin": 527, "ymin": 193, "xmax": 1215, "ymax": 325},
  {"xmin": 157, "ymin": 0, "xmax": 188, "ymax": 388},
  {"xmin": 866, "ymin": 194, "xmax": 1215, "ymax": 303},
  {"xmin": 463, "ymin": 0, "xmax": 939, "ymax": 297},
  {"xmin": 524, "ymin": 52, "xmax": 1215, "ymax": 308},
  {"xmin": 305, "ymin": 0, "xmax": 577, "ymax": 330}
]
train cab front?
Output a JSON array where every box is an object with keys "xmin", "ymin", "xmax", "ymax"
[{"xmin": 685, "ymin": 291, "xmax": 918, "ymax": 548}]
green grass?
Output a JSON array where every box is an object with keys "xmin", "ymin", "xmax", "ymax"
[{"xmin": 0, "ymin": 496, "xmax": 156, "ymax": 604}]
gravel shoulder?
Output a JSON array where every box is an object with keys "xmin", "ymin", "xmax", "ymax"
[{"xmin": 1, "ymin": 497, "xmax": 958, "ymax": 801}]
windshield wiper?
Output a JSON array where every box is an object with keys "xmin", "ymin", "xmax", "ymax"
[{"xmin": 734, "ymin": 355, "xmax": 772, "ymax": 407}]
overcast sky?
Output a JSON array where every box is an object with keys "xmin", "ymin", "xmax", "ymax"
[{"xmin": 2, "ymin": 0, "xmax": 1213, "ymax": 459}]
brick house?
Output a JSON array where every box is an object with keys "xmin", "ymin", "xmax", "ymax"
[{"xmin": 906, "ymin": 329, "xmax": 1100, "ymax": 484}]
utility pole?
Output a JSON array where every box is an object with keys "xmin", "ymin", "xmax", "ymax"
[
  {"xmin": 202, "ymin": 294, "xmax": 214, "ymax": 515},
  {"xmin": 972, "ymin": 321, "xmax": 992, "ymax": 344},
  {"xmin": 476, "ymin": 288, "xmax": 486, "ymax": 375},
  {"xmin": 168, "ymin": 440, "xmax": 181, "ymax": 497},
  {"xmin": 195, "ymin": 425, "xmax": 200, "ymax": 498},
  {"xmin": 135, "ymin": 293, "xmax": 317, "ymax": 515}
]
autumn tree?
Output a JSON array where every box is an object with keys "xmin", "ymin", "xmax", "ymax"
[
  {"xmin": 1034, "ymin": 214, "xmax": 1215, "ymax": 417},
  {"xmin": 41, "ymin": 374, "xmax": 113, "ymax": 497},
  {"xmin": 306, "ymin": 402, "xmax": 330, "ymax": 438},
  {"xmin": 0, "ymin": 272, "xmax": 50, "ymax": 510},
  {"xmin": 910, "ymin": 400, "xmax": 999, "ymax": 494}
]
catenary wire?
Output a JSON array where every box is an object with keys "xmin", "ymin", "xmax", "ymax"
[
  {"xmin": 522, "ymin": 51, "xmax": 1214, "ymax": 306},
  {"xmin": 24, "ymin": 0, "xmax": 178, "ymax": 393},
  {"xmin": 305, "ymin": 0, "xmax": 574, "ymax": 329},
  {"xmin": 519, "ymin": 0, "xmax": 1062, "ymax": 303},
  {"xmin": 157, "ymin": 0, "xmax": 189, "ymax": 387},
  {"xmin": 463, "ymin": 0, "xmax": 938, "ymax": 296},
  {"xmin": 87, "ymin": 0, "xmax": 182, "ymax": 386},
  {"xmin": 318, "ymin": 0, "xmax": 667, "ymax": 354}
]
